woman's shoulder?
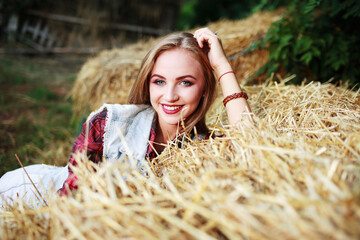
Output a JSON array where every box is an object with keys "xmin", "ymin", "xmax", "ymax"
[{"xmin": 85, "ymin": 107, "xmax": 108, "ymax": 125}]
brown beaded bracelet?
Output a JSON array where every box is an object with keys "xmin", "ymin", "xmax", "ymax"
[{"xmin": 223, "ymin": 92, "xmax": 248, "ymax": 106}]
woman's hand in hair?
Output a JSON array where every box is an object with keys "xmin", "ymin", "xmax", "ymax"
[
  {"xmin": 193, "ymin": 28, "xmax": 231, "ymax": 75},
  {"xmin": 194, "ymin": 28, "xmax": 252, "ymax": 125}
]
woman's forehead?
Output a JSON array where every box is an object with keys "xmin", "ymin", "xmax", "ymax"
[{"xmin": 153, "ymin": 49, "xmax": 202, "ymax": 72}]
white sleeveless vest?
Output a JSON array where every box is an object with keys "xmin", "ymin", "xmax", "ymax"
[{"xmin": 88, "ymin": 104, "xmax": 155, "ymax": 172}]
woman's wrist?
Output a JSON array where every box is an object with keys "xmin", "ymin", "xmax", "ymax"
[{"xmin": 214, "ymin": 62, "xmax": 233, "ymax": 79}]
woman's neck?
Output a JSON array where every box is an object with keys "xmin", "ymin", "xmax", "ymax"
[
  {"xmin": 153, "ymin": 124, "xmax": 176, "ymax": 154},
  {"xmin": 156, "ymin": 119, "xmax": 181, "ymax": 145}
]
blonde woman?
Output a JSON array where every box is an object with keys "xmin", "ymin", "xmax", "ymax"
[{"xmin": 0, "ymin": 28, "xmax": 251, "ymax": 204}]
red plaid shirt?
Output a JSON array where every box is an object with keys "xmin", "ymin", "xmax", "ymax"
[{"xmin": 59, "ymin": 109, "xmax": 157, "ymax": 195}]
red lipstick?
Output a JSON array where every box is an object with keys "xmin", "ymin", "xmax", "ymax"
[{"xmin": 161, "ymin": 104, "xmax": 184, "ymax": 114}]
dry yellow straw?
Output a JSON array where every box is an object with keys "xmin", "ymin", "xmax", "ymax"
[
  {"xmin": 14, "ymin": 154, "xmax": 48, "ymax": 207},
  {"xmin": 1, "ymin": 78, "xmax": 359, "ymax": 240}
]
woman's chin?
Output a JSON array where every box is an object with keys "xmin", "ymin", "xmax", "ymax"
[{"xmin": 157, "ymin": 113, "xmax": 186, "ymax": 128}]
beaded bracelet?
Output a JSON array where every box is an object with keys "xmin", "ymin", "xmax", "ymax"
[
  {"xmin": 223, "ymin": 92, "xmax": 248, "ymax": 106},
  {"xmin": 217, "ymin": 71, "xmax": 234, "ymax": 82}
]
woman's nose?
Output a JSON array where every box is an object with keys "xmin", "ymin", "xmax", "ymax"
[{"xmin": 164, "ymin": 85, "xmax": 179, "ymax": 102}]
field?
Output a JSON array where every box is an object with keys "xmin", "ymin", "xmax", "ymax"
[{"xmin": 0, "ymin": 54, "xmax": 87, "ymax": 176}]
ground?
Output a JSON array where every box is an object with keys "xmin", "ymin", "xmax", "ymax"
[{"xmin": 0, "ymin": 53, "xmax": 88, "ymax": 176}]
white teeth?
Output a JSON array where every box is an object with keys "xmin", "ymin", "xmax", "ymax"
[{"xmin": 163, "ymin": 105, "xmax": 181, "ymax": 111}]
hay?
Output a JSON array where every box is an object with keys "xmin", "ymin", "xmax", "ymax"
[
  {"xmin": 72, "ymin": 10, "xmax": 284, "ymax": 113},
  {"xmin": 1, "ymin": 79, "xmax": 359, "ymax": 239},
  {"xmin": 71, "ymin": 38, "xmax": 157, "ymax": 114}
]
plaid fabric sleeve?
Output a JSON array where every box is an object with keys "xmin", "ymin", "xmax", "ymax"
[
  {"xmin": 59, "ymin": 109, "xmax": 107, "ymax": 196},
  {"xmin": 146, "ymin": 114, "xmax": 158, "ymax": 161}
]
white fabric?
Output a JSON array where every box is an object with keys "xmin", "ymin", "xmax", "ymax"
[
  {"xmin": 0, "ymin": 104, "xmax": 155, "ymax": 206},
  {"xmin": 100, "ymin": 104, "xmax": 154, "ymax": 169},
  {"xmin": 0, "ymin": 164, "xmax": 68, "ymax": 206}
]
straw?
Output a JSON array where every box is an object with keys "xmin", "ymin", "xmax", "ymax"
[{"xmin": 1, "ymin": 77, "xmax": 359, "ymax": 239}]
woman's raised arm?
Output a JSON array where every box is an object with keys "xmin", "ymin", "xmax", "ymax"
[{"xmin": 193, "ymin": 28, "xmax": 251, "ymax": 125}]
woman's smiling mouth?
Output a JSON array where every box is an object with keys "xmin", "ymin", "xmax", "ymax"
[{"xmin": 161, "ymin": 104, "xmax": 184, "ymax": 114}]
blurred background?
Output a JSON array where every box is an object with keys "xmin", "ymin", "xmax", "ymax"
[
  {"xmin": 0, "ymin": 0, "xmax": 289, "ymax": 49},
  {"xmin": 0, "ymin": 0, "xmax": 359, "ymax": 175}
]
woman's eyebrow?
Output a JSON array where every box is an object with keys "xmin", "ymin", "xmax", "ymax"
[
  {"xmin": 150, "ymin": 74, "xmax": 197, "ymax": 80},
  {"xmin": 150, "ymin": 74, "xmax": 165, "ymax": 79},
  {"xmin": 176, "ymin": 75, "xmax": 197, "ymax": 80}
]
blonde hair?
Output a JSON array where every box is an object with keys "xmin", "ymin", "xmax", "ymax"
[{"xmin": 128, "ymin": 32, "xmax": 216, "ymax": 135}]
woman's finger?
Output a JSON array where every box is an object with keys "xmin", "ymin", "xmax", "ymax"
[
  {"xmin": 194, "ymin": 28, "xmax": 229, "ymax": 71},
  {"xmin": 194, "ymin": 29, "xmax": 219, "ymax": 49}
]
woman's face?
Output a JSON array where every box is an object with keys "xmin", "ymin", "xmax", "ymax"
[{"xmin": 149, "ymin": 48, "xmax": 205, "ymax": 131}]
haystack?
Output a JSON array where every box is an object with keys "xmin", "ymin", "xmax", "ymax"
[
  {"xmin": 72, "ymin": 10, "xmax": 284, "ymax": 113},
  {"xmin": 1, "ymin": 78, "xmax": 359, "ymax": 239}
]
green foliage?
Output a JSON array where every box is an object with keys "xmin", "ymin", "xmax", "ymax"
[
  {"xmin": 251, "ymin": 0, "xmax": 289, "ymax": 13},
  {"xmin": 176, "ymin": 0, "xmax": 289, "ymax": 30},
  {"xmin": 257, "ymin": 0, "xmax": 360, "ymax": 87},
  {"xmin": 177, "ymin": 0, "xmax": 198, "ymax": 30}
]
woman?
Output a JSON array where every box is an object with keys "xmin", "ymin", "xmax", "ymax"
[{"xmin": 0, "ymin": 28, "xmax": 251, "ymax": 204}]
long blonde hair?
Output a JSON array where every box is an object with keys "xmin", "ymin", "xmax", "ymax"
[{"xmin": 128, "ymin": 32, "xmax": 216, "ymax": 135}]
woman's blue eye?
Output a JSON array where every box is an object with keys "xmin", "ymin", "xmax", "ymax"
[
  {"xmin": 181, "ymin": 80, "xmax": 193, "ymax": 86},
  {"xmin": 154, "ymin": 79, "xmax": 165, "ymax": 85}
]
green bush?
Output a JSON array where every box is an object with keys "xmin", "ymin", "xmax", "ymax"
[
  {"xmin": 256, "ymin": 0, "xmax": 360, "ymax": 87},
  {"xmin": 176, "ymin": 0, "xmax": 288, "ymax": 30}
]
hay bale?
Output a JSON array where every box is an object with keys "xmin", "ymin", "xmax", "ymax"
[
  {"xmin": 71, "ymin": 39, "xmax": 157, "ymax": 114},
  {"xmin": 72, "ymin": 10, "xmax": 284, "ymax": 113},
  {"xmin": 1, "ymin": 79, "xmax": 359, "ymax": 239}
]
